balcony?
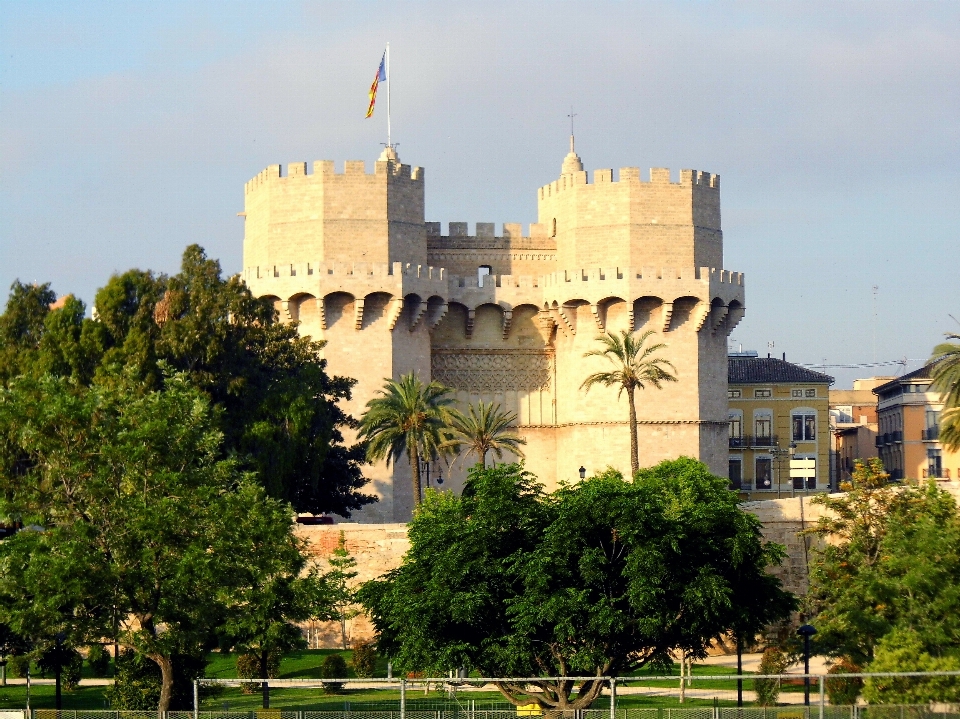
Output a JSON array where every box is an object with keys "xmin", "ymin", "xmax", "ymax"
[
  {"xmin": 734, "ymin": 435, "xmax": 780, "ymax": 449},
  {"xmin": 923, "ymin": 426, "xmax": 940, "ymax": 441},
  {"xmin": 891, "ymin": 430, "xmax": 903, "ymax": 442},
  {"xmin": 729, "ymin": 436, "xmax": 745, "ymax": 449}
]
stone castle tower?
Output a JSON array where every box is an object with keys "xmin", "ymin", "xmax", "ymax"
[{"xmin": 241, "ymin": 141, "xmax": 745, "ymax": 522}]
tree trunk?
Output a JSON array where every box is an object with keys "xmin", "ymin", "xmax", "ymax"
[
  {"xmin": 150, "ymin": 653, "xmax": 175, "ymax": 714},
  {"xmin": 341, "ymin": 614, "xmax": 348, "ymax": 650},
  {"xmin": 410, "ymin": 444, "xmax": 422, "ymax": 506},
  {"xmin": 627, "ymin": 384, "xmax": 639, "ymax": 477}
]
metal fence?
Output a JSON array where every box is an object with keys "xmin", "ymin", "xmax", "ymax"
[{"xmin": 9, "ymin": 708, "xmax": 960, "ymax": 719}]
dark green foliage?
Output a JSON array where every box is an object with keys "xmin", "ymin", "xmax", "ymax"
[
  {"xmin": 236, "ymin": 651, "xmax": 282, "ymax": 694},
  {"xmin": 350, "ymin": 641, "xmax": 377, "ymax": 678},
  {"xmin": 107, "ymin": 649, "xmax": 209, "ymax": 710},
  {"xmin": 360, "ymin": 459, "xmax": 794, "ymax": 710},
  {"xmin": 807, "ymin": 460, "xmax": 960, "ymax": 678},
  {"xmin": 753, "ymin": 648, "xmax": 789, "ymax": 706},
  {"xmin": 826, "ymin": 658, "xmax": 864, "ymax": 706},
  {"xmin": 0, "ymin": 372, "xmax": 326, "ymax": 710},
  {"xmin": 6, "ymin": 653, "xmax": 29, "ymax": 678},
  {"xmin": 86, "ymin": 644, "xmax": 111, "ymax": 678},
  {"xmin": 319, "ymin": 653, "xmax": 348, "ymax": 692},
  {"xmin": 37, "ymin": 644, "xmax": 83, "ymax": 689},
  {"xmin": 0, "ymin": 246, "xmax": 374, "ymax": 518}
]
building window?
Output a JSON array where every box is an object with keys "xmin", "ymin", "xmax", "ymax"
[
  {"xmin": 755, "ymin": 389, "xmax": 772, "ymax": 398},
  {"xmin": 928, "ymin": 449, "xmax": 943, "ymax": 479},
  {"xmin": 805, "ymin": 388, "xmax": 816, "ymax": 398},
  {"xmin": 791, "ymin": 455, "xmax": 817, "ymax": 490},
  {"xmin": 729, "ymin": 459, "xmax": 743, "ymax": 490},
  {"xmin": 756, "ymin": 458, "xmax": 773, "ymax": 489},
  {"xmin": 792, "ymin": 411, "xmax": 816, "ymax": 442},
  {"xmin": 792, "ymin": 389, "xmax": 803, "ymax": 398},
  {"xmin": 728, "ymin": 388, "xmax": 742, "ymax": 398},
  {"xmin": 728, "ymin": 412, "xmax": 743, "ymax": 447},
  {"xmin": 478, "ymin": 265, "xmax": 492, "ymax": 287},
  {"xmin": 755, "ymin": 416, "xmax": 772, "ymax": 440}
]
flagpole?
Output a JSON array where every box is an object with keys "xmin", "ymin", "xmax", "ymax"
[{"xmin": 386, "ymin": 42, "xmax": 391, "ymax": 148}]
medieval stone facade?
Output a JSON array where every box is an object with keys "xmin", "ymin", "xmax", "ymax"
[{"xmin": 241, "ymin": 141, "xmax": 745, "ymax": 522}]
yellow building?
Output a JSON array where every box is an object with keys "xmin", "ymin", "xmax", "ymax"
[
  {"xmin": 874, "ymin": 364, "xmax": 960, "ymax": 481},
  {"xmin": 727, "ymin": 352, "xmax": 833, "ymax": 497}
]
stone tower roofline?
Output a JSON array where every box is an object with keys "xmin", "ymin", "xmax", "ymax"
[
  {"xmin": 244, "ymin": 159, "xmax": 424, "ymax": 196},
  {"xmin": 539, "ymin": 166, "xmax": 720, "ymax": 200}
]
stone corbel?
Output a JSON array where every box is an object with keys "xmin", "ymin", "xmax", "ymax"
[
  {"xmin": 319, "ymin": 297, "xmax": 327, "ymax": 330},
  {"xmin": 428, "ymin": 302, "xmax": 448, "ymax": 331},
  {"xmin": 536, "ymin": 311, "xmax": 556, "ymax": 346},
  {"xmin": 465, "ymin": 309, "xmax": 476, "ymax": 339},
  {"xmin": 387, "ymin": 298, "xmax": 405, "ymax": 331},
  {"xmin": 591, "ymin": 303, "xmax": 604, "ymax": 332},
  {"xmin": 694, "ymin": 304, "xmax": 712, "ymax": 332},
  {"xmin": 555, "ymin": 306, "xmax": 576, "ymax": 336},
  {"xmin": 661, "ymin": 302, "xmax": 674, "ymax": 333},
  {"xmin": 281, "ymin": 300, "xmax": 292, "ymax": 322},
  {"xmin": 501, "ymin": 309, "xmax": 513, "ymax": 340},
  {"xmin": 711, "ymin": 304, "xmax": 730, "ymax": 334},
  {"xmin": 353, "ymin": 298, "xmax": 365, "ymax": 330},
  {"xmin": 409, "ymin": 300, "xmax": 429, "ymax": 331}
]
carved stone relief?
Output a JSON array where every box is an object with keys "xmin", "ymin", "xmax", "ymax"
[{"xmin": 431, "ymin": 350, "xmax": 552, "ymax": 393}]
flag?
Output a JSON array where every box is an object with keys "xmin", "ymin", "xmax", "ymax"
[{"xmin": 365, "ymin": 51, "xmax": 386, "ymax": 118}]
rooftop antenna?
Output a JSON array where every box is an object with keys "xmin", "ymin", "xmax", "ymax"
[{"xmin": 567, "ymin": 106, "xmax": 577, "ymax": 152}]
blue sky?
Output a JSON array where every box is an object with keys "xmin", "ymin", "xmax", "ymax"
[{"xmin": 2, "ymin": 1, "xmax": 958, "ymax": 387}]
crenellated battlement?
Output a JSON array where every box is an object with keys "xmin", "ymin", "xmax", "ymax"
[
  {"xmin": 244, "ymin": 260, "xmax": 446, "ymax": 284},
  {"xmin": 425, "ymin": 221, "xmax": 557, "ymax": 251},
  {"xmin": 538, "ymin": 167, "xmax": 719, "ymax": 200},
  {"xmin": 244, "ymin": 159, "xmax": 424, "ymax": 195}
]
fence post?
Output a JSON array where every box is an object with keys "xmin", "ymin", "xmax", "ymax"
[
  {"xmin": 818, "ymin": 676, "xmax": 825, "ymax": 719},
  {"xmin": 401, "ymin": 678, "xmax": 406, "ymax": 719},
  {"xmin": 194, "ymin": 679, "xmax": 199, "ymax": 719},
  {"xmin": 609, "ymin": 678, "xmax": 616, "ymax": 719}
]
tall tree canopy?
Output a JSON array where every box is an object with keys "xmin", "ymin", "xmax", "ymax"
[
  {"xmin": 0, "ymin": 371, "xmax": 328, "ymax": 711},
  {"xmin": 359, "ymin": 459, "xmax": 794, "ymax": 710},
  {"xmin": 806, "ymin": 458, "xmax": 960, "ymax": 702},
  {"xmin": 0, "ymin": 245, "xmax": 372, "ymax": 517}
]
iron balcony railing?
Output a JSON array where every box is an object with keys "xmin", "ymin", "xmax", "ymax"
[{"xmin": 923, "ymin": 426, "xmax": 940, "ymax": 441}]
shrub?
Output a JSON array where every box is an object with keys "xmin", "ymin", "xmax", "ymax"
[
  {"xmin": 37, "ymin": 645, "xmax": 83, "ymax": 690},
  {"xmin": 319, "ymin": 653, "xmax": 349, "ymax": 693},
  {"xmin": 826, "ymin": 658, "xmax": 863, "ymax": 706},
  {"xmin": 6, "ymin": 654, "xmax": 30, "ymax": 678},
  {"xmin": 236, "ymin": 652, "xmax": 282, "ymax": 694},
  {"xmin": 87, "ymin": 644, "xmax": 111, "ymax": 678},
  {"xmin": 351, "ymin": 641, "xmax": 376, "ymax": 678},
  {"xmin": 754, "ymin": 647, "xmax": 789, "ymax": 706},
  {"xmin": 107, "ymin": 649, "xmax": 211, "ymax": 710}
]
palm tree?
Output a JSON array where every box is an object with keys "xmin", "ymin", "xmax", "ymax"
[
  {"xmin": 359, "ymin": 373, "xmax": 454, "ymax": 506},
  {"xmin": 443, "ymin": 401, "xmax": 527, "ymax": 468},
  {"xmin": 581, "ymin": 330, "xmax": 678, "ymax": 477},
  {"xmin": 931, "ymin": 333, "xmax": 960, "ymax": 451}
]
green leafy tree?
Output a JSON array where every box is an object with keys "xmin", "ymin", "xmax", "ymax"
[
  {"xmin": 862, "ymin": 628, "xmax": 960, "ymax": 703},
  {"xmin": 581, "ymin": 330, "xmax": 678, "ymax": 476},
  {"xmin": 360, "ymin": 458, "xmax": 793, "ymax": 711},
  {"xmin": 359, "ymin": 373, "xmax": 454, "ymax": 506},
  {"xmin": 806, "ymin": 458, "xmax": 960, "ymax": 693},
  {"xmin": 0, "ymin": 246, "xmax": 373, "ymax": 518},
  {"xmin": 931, "ymin": 334, "xmax": 960, "ymax": 451},
  {"xmin": 443, "ymin": 401, "xmax": 526, "ymax": 468},
  {"xmin": 0, "ymin": 371, "xmax": 320, "ymax": 711},
  {"xmin": 327, "ymin": 531, "xmax": 360, "ymax": 650}
]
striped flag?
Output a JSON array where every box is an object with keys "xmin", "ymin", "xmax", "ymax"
[{"xmin": 365, "ymin": 51, "xmax": 386, "ymax": 118}]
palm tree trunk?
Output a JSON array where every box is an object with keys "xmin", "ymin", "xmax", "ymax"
[
  {"xmin": 626, "ymin": 384, "xmax": 639, "ymax": 477},
  {"xmin": 410, "ymin": 444, "xmax": 422, "ymax": 506}
]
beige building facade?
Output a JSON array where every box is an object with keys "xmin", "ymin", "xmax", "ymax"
[{"xmin": 241, "ymin": 142, "xmax": 745, "ymax": 522}]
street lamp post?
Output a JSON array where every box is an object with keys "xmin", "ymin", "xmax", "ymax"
[
  {"xmin": 54, "ymin": 631, "xmax": 65, "ymax": 710},
  {"xmin": 420, "ymin": 459, "xmax": 444, "ymax": 489},
  {"xmin": 772, "ymin": 441, "xmax": 797, "ymax": 499},
  {"xmin": 797, "ymin": 623, "xmax": 817, "ymax": 706}
]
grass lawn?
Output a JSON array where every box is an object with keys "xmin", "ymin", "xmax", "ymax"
[{"xmin": 0, "ymin": 652, "xmax": 766, "ymax": 711}]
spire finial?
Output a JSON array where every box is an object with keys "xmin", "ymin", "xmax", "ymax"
[{"xmin": 561, "ymin": 106, "xmax": 583, "ymax": 175}]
